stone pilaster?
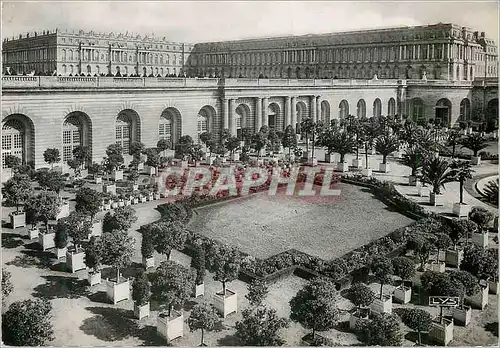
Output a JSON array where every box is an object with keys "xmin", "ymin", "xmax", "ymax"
[
  {"xmin": 229, "ymin": 99, "xmax": 236, "ymax": 135},
  {"xmin": 255, "ymin": 97, "xmax": 262, "ymax": 132},
  {"xmin": 310, "ymin": 95, "xmax": 317, "ymax": 121},
  {"xmin": 291, "ymin": 96, "xmax": 297, "ymax": 130},
  {"xmin": 262, "ymin": 97, "xmax": 268, "ymax": 128},
  {"xmin": 222, "ymin": 98, "xmax": 229, "ymax": 131},
  {"xmin": 284, "ymin": 96, "xmax": 291, "ymax": 127}
]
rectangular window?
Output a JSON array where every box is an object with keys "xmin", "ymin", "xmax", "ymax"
[
  {"xmin": 63, "ymin": 130, "xmax": 72, "ymax": 144},
  {"xmin": 2, "ymin": 135, "xmax": 12, "ymax": 150},
  {"xmin": 13, "ymin": 134, "xmax": 22, "ymax": 149},
  {"xmin": 63, "ymin": 146, "xmax": 73, "ymax": 161},
  {"xmin": 116, "ymin": 126, "xmax": 122, "ymax": 139},
  {"xmin": 72, "ymin": 130, "xmax": 79, "ymax": 144}
]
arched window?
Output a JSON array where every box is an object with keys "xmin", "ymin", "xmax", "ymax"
[
  {"xmin": 2, "ymin": 123, "xmax": 23, "ymax": 168},
  {"xmin": 159, "ymin": 117, "xmax": 172, "ymax": 142},
  {"xmin": 62, "ymin": 121, "xmax": 80, "ymax": 162},
  {"xmin": 160, "ymin": 55, "xmax": 163, "ymax": 64},
  {"xmin": 115, "ymin": 119, "xmax": 130, "ymax": 152},
  {"xmin": 357, "ymin": 99, "xmax": 366, "ymax": 118},
  {"xmin": 166, "ymin": 55, "xmax": 170, "ymax": 64},
  {"xmin": 197, "ymin": 115, "xmax": 208, "ymax": 144},
  {"xmin": 155, "ymin": 54, "xmax": 158, "ymax": 64},
  {"xmin": 86, "ymin": 65, "xmax": 91, "ymax": 74},
  {"xmin": 459, "ymin": 98, "xmax": 471, "ymax": 121},
  {"xmin": 373, "ymin": 98, "xmax": 382, "ymax": 118},
  {"xmin": 62, "ymin": 49, "xmax": 66, "ymax": 61},
  {"xmin": 69, "ymin": 50, "xmax": 73, "ymax": 60},
  {"xmin": 339, "ymin": 100, "xmax": 349, "ymax": 119},
  {"xmin": 388, "ymin": 98, "xmax": 396, "ymax": 117},
  {"xmin": 411, "ymin": 98, "xmax": 424, "ymax": 122},
  {"xmin": 62, "ymin": 64, "xmax": 67, "ymax": 74}
]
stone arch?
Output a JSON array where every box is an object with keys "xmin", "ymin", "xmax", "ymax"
[
  {"xmin": 388, "ymin": 98, "xmax": 396, "ymax": 117},
  {"xmin": 459, "ymin": 98, "xmax": 471, "ymax": 122},
  {"xmin": 235, "ymin": 103, "xmax": 251, "ymax": 139},
  {"xmin": 1, "ymin": 114, "xmax": 35, "ymax": 168},
  {"xmin": 405, "ymin": 65, "xmax": 413, "ymax": 79},
  {"xmin": 320, "ymin": 100, "xmax": 330, "ymax": 125},
  {"xmin": 268, "ymin": 102, "xmax": 280, "ymax": 130},
  {"xmin": 296, "ymin": 101, "xmax": 308, "ymax": 133},
  {"xmin": 373, "ymin": 98, "xmax": 382, "ymax": 118},
  {"xmin": 197, "ymin": 105, "xmax": 216, "ymax": 143},
  {"xmin": 159, "ymin": 107, "xmax": 182, "ymax": 145},
  {"xmin": 62, "ymin": 111, "xmax": 92, "ymax": 165},
  {"xmin": 339, "ymin": 100, "xmax": 349, "ymax": 119},
  {"xmin": 486, "ymin": 98, "xmax": 498, "ymax": 130},
  {"xmin": 410, "ymin": 98, "xmax": 425, "ymax": 123},
  {"xmin": 116, "ymin": 109, "xmax": 141, "ymax": 154},
  {"xmin": 296, "ymin": 67, "xmax": 301, "ymax": 79},
  {"xmin": 435, "ymin": 98, "xmax": 452, "ymax": 126},
  {"xmin": 357, "ymin": 99, "xmax": 366, "ymax": 118}
]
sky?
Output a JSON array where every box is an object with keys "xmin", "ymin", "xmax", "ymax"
[{"xmin": 2, "ymin": 1, "xmax": 499, "ymax": 44}]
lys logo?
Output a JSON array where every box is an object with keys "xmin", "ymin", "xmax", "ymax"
[{"xmin": 428, "ymin": 296, "xmax": 460, "ymax": 307}]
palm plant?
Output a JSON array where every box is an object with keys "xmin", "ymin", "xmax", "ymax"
[
  {"xmin": 447, "ymin": 129, "xmax": 462, "ymax": 158},
  {"xmin": 483, "ymin": 179, "xmax": 499, "ymax": 206},
  {"xmin": 421, "ymin": 157, "xmax": 456, "ymax": 195},
  {"xmin": 399, "ymin": 121, "xmax": 419, "ymax": 149},
  {"xmin": 300, "ymin": 118, "xmax": 315, "ymax": 155},
  {"xmin": 450, "ymin": 160, "xmax": 474, "ymax": 204},
  {"xmin": 401, "ymin": 147, "xmax": 425, "ymax": 180},
  {"xmin": 375, "ymin": 134, "xmax": 400, "ymax": 164},
  {"xmin": 461, "ymin": 133, "xmax": 488, "ymax": 157}
]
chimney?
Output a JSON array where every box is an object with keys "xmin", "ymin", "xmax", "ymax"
[{"xmin": 481, "ymin": 32, "xmax": 485, "ymax": 37}]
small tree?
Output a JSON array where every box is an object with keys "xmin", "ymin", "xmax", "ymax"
[
  {"xmin": 289, "ymin": 278, "xmax": 339, "ymax": 339},
  {"xmin": 190, "ymin": 242, "xmax": 206, "ymax": 285},
  {"xmin": 448, "ymin": 218, "xmax": 478, "ymax": 246},
  {"xmin": 67, "ymin": 158, "xmax": 82, "ymax": 176},
  {"xmin": 433, "ymin": 233, "xmax": 452, "ymax": 264},
  {"xmin": 188, "ymin": 303, "xmax": 221, "ymax": 346},
  {"xmin": 36, "ymin": 169, "xmax": 66, "ymax": 194},
  {"xmin": 226, "ymin": 136, "xmax": 240, "ymax": 162},
  {"xmin": 300, "ymin": 118, "xmax": 315, "ymax": 156},
  {"xmin": 150, "ymin": 220, "xmax": 188, "ymax": 260},
  {"xmin": 391, "ymin": 256, "xmax": 416, "ymax": 284},
  {"xmin": 252, "ymin": 131, "xmax": 268, "ymax": 159},
  {"xmin": 399, "ymin": 308, "xmax": 432, "ymax": 345},
  {"xmin": 43, "ymin": 148, "xmax": 61, "ymax": 169},
  {"xmin": 375, "ymin": 134, "xmax": 400, "ymax": 164},
  {"xmin": 446, "ymin": 129, "xmax": 462, "ymax": 158},
  {"xmin": 468, "ymin": 206, "xmax": 494, "ymax": 232},
  {"xmin": 213, "ymin": 245, "xmax": 241, "ymax": 296},
  {"xmin": 460, "ymin": 245, "xmax": 498, "ymax": 280},
  {"xmin": 461, "ymin": 133, "xmax": 488, "ymax": 157},
  {"xmin": 104, "ymin": 143, "xmax": 124, "ymax": 172},
  {"xmin": 235, "ymin": 307, "xmax": 290, "ymax": 346},
  {"xmin": 143, "ymin": 147, "xmax": 160, "ymax": 172},
  {"xmin": 175, "ymin": 135, "xmax": 195, "ymax": 160},
  {"xmin": 157, "ymin": 138, "xmax": 171, "ymax": 156},
  {"xmin": 2, "ymin": 299, "xmax": 54, "ymax": 346},
  {"xmin": 449, "ymin": 160, "xmax": 474, "ymax": 204},
  {"xmin": 88, "ymin": 162, "xmax": 104, "ymax": 179},
  {"xmin": 54, "ymin": 218, "xmax": 69, "ymax": 250},
  {"xmin": 4, "ymin": 154, "xmax": 21, "ymax": 171},
  {"xmin": 24, "ymin": 191, "xmax": 61, "ymax": 228},
  {"xmin": 246, "ymin": 279, "xmax": 269, "ymax": 308},
  {"xmin": 282, "ymin": 125, "xmax": 297, "ymax": 157},
  {"xmin": 128, "ymin": 168, "xmax": 140, "ymax": 184},
  {"xmin": 100, "ymin": 229, "xmax": 135, "ymax": 281},
  {"xmin": 2, "ymin": 173, "xmax": 33, "ymax": 212},
  {"xmin": 141, "ymin": 230, "xmax": 155, "ymax": 259},
  {"xmin": 347, "ymin": 283, "xmax": 375, "ymax": 310},
  {"xmin": 85, "ymin": 236, "xmax": 103, "ymax": 274},
  {"xmin": 75, "ymin": 187, "xmax": 102, "ymax": 220},
  {"xmin": 449, "ymin": 270, "xmax": 480, "ymax": 303},
  {"xmin": 408, "ymin": 234, "xmax": 435, "ymax": 270},
  {"xmin": 421, "ymin": 271, "xmax": 465, "ymax": 321},
  {"xmin": 73, "ymin": 145, "xmax": 92, "ymax": 169},
  {"xmin": 421, "ymin": 157, "xmax": 456, "ymax": 195},
  {"xmin": 2, "ymin": 268, "xmax": 14, "ymax": 304},
  {"xmin": 150, "ymin": 260, "xmax": 195, "ymax": 316},
  {"xmin": 102, "ymin": 206, "xmax": 137, "ymax": 232},
  {"xmin": 60, "ymin": 211, "xmax": 93, "ymax": 252},
  {"xmin": 401, "ymin": 147, "xmax": 425, "ymax": 177},
  {"xmin": 360, "ymin": 313, "xmax": 403, "ymax": 346},
  {"xmin": 129, "ymin": 141, "xmax": 145, "ymax": 160},
  {"xmin": 371, "ymin": 257, "xmax": 394, "ymax": 300},
  {"xmin": 199, "ymin": 132, "xmax": 214, "ymax": 156},
  {"xmin": 132, "ymin": 270, "xmax": 151, "ymax": 307},
  {"xmin": 267, "ymin": 129, "xmax": 280, "ymax": 153}
]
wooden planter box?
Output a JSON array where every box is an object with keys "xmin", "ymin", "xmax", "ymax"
[
  {"xmin": 324, "ymin": 153, "xmax": 335, "ymax": 163},
  {"xmin": 488, "ymin": 280, "xmax": 499, "ymax": 294},
  {"xmin": 393, "ymin": 285, "xmax": 412, "ymax": 304},
  {"xmin": 39, "ymin": 231, "xmax": 55, "ymax": 251},
  {"xmin": 428, "ymin": 261, "xmax": 445, "ymax": 273},
  {"xmin": 471, "ymin": 156, "xmax": 481, "ymax": 165},
  {"xmin": 472, "ymin": 232, "xmax": 489, "ymax": 248},
  {"xmin": 94, "ymin": 176, "xmax": 102, "ymax": 184},
  {"xmin": 28, "ymin": 227, "xmax": 39, "ymax": 240},
  {"xmin": 54, "ymin": 247, "xmax": 67, "ymax": 259},
  {"xmin": 429, "ymin": 318, "xmax": 454, "ymax": 346},
  {"xmin": 142, "ymin": 256, "xmax": 154, "ymax": 269},
  {"xmin": 213, "ymin": 289, "xmax": 238, "ymax": 318},
  {"xmin": 336, "ymin": 162, "xmax": 349, "ymax": 173},
  {"xmin": 194, "ymin": 283, "xmax": 205, "ymax": 298},
  {"xmin": 137, "ymin": 162, "xmax": 144, "ymax": 171},
  {"xmin": 466, "ymin": 286, "xmax": 489, "ymax": 310},
  {"xmin": 10, "ymin": 212, "xmax": 26, "ymax": 229},
  {"xmin": 148, "ymin": 166, "xmax": 156, "ymax": 176},
  {"xmin": 452, "ymin": 203, "xmax": 471, "ymax": 217},
  {"xmin": 66, "ymin": 250, "xmax": 86, "ymax": 273},
  {"xmin": 352, "ymin": 158, "xmax": 363, "ymax": 169},
  {"xmin": 379, "ymin": 163, "xmax": 390, "ymax": 173},
  {"xmin": 157, "ymin": 310, "xmax": 184, "ymax": 343},
  {"xmin": 370, "ymin": 295, "xmax": 392, "ymax": 314},
  {"xmin": 361, "ymin": 168, "xmax": 372, "ymax": 177},
  {"xmin": 148, "ymin": 194, "xmax": 154, "ymax": 201},
  {"xmin": 88, "ymin": 271, "xmax": 102, "ymax": 286},
  {"xmin": 408, "ymin": 175, "xmax": 418, "ymax": 186},
  {"xmin": 133, "ymin": 198, "xmax": 139, "ymax": 204},
  {"xmin": 134, "ymin": 302, "xmax": 150, "ymax": 320},
  {"xmin": 55, "ymin": 203, "xmax": 70, "ymax": 220},
  {"xmin": 124, "ymin": 199, "xmax": 131, "ymax": 206},
  {"xmin": 118, "ymin": 200, "xmax": 125, "ymax": 207},
  {"xmin": 430, "ymin": 192, "xmax": 444, "ymax": 206},
  {"xmin": 112, "ymin": 170, "xmax": 124, "ymax": 181},
  {"xmin": 103, "ymin": 184, "xmax": 116, "ymax": 195},
  {"xmin": 416, "ymin": 182, "xmax": 429, "ymax": 197},
  {"xmin": 230, "ymin": 153, "xmax": 240, "ymax": 161},
  {"xmin": 132, "ymin": 184, "xmax": 139, "ymax": 191},
  {"xmin": 445, "ymin": 249, "xmax": 463, "ymax": 268},
  {"xmin": 453, "ymin": 305, "xmax": 472, "ymax": 326},
  {"xmin": 106, "ymin": 278, "xmax": 130, "ymax": 304},
  {"xmin": 89, "ymin": 220, "xmax": 102, "ymax": 238},
  {"xmin": 349, "ymin": 308, "xmax": 369, "ymax": 330}
]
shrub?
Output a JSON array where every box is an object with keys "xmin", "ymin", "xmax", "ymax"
[
  {"xmin": 235, "ymin": 307, "xmax": 289, "ymax": 346},
  {"xmin": 141, "ymin": 229, "xmax": 155, "ymax": 259},
  {"xmin": 188, "ymin": 303, "xmax": 221, "ymax": 346},
  {"xmin": 246, "ymin": 279, "xmax": 269, "ymax": 307},
  {"xmin": 391, "ymin": 256, "xmax": 415, "ymax": 282},
  {"xmin": 359, "ymin": 313, "xmax": 403, "ymax": 346},
  {"xmin": 2, "ymin": 268, "xmax": 13, "ymax": 303},
  {"xmin": 347, "ymin": 283, "xmax": 375, "ymax": 309},
  {"xmin": 398, "ymin": 308, "xmax": 432, "ymax": 345},
  {"xmin": 191, "ymin": 242, "xmax": 206, "ymax": 285},
  {"xmin": 54, "ymin": 219, "xmax": 69, "ymax": 249},
  {"xmin": 468, "ymin": 207, "xmax": 494, "ymax": 232},
  {"xmin": 132, "ymin": 270, "xmax": 151, "ymax": 306}
]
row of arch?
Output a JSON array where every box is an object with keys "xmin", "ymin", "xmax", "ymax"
[{"xmin": 61, "ymin": 49, "xmax": 181, "ymax": 66}]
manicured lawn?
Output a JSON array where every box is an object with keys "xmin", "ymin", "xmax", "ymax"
[{"xmin": 188, "ymin": 182, "xmax": 414, "ymax": 260}]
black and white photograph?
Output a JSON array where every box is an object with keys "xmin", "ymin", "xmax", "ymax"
[{"xmin": 1, "ymin": 0, "xmax": 499, "ymax": 346}]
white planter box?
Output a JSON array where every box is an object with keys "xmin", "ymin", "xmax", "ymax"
[
  {"xmin": 429, "ymin": 262, "xmax": 445, "ymax": 273},
  {"xmin": 181, "ymin": 161, "xmax": 188, "ymax": 169},
  {"xmin": 28, "ymin": 227, "xmax": 39, "ymax": 240},
  {"xmin": 336, "ymin": 162, "xmax": 349, "ymax": 172},
  {"xmin": 205, "ymin": 156, "xmax": 216, "ymax": 165},
  {"xmin": 133, "ymin": 198, "xmax": 139, "ymax": 204},
  {"xmin": 106, "ymin": 278, "xmax": 130, "ymax": 304},
  {"xmin": 349, "ymin": 310, "xmax": 369, "ymax": 330},
  {"xmin": 429, "ymin": 319, "xmax": 454, "ymax": 346},
  {"xmin": 471, "ymin": 156, "xmax": 481, "ymax": 165},
  {"xmin": 430, "ymin": 192, "xmax": 444, "ymax": 206},
  {"xmin": 66, "ymin": 250, "xmax": 86, "ymax": 273},
  {"xmin": 88, "ymin": 271, "xmax": 102, "ymax": 286},
  {"xmin": 147, "ymin": 194, "xmax": 154, "ymax": 201},
  {"xmin": 134, "ymin": 302, "xmax": 150, "ymax": 320},
  {"xmin": 466, "ymin": 286, "xmax": 489, "ymax": 310},
  {"xmin": 370, "ymin": 295, "xmax": 392, "ymax": 314},
  {"xmin": 157, "ymin": 310, "xmax": 184, "ymax": 343},
  {"xmin": 433, "ymin": 151, "xmax": 440, "ymax": 159},
  {"xmin": 142, "ymin": 256, "xmax": 155, "ymax": 269},
  {"xmin": 362, "ymin": 168, "xmax": 372, "ymax": 177},
  {"xmin": 137, "ymin": 162, "xmax": 144, "ymax": 171},
  {"xmin": 379, "ymin": 163, "xmax": 390, "ymax": 173},
  {"xmin": 140, "ymin": 196, "xmax": 147, "ymax": 203},
  {"xmin": 307, "ymin": 157, "xmax": 318, "ymax": 167},
  {"xmin": 230, "ymin": 153, "xmax": 240, "ymax": 161},
  {"xmin": 453, "ymin": 306, "xmax": 472, "ymax": 326},
  {"xmin": 103, "ymin": 184, "xmax": 116, "ymax": 195},
  {"xmin": 39, "ymin": 231, "xmax": 55, "ymax": 251},
  {"xmin": 103, "ymin": 203, "xmax": 111, "ymax": 210},
  {"xmin": 371, "ymin": 148, "xmax": 376, "ymax": 155},
  {"xmin": 392, "ymin": 151, "xmax": 403, "ymax": 158},
  {"xmin": 393, "ymin": 286, "xmax": 412, "ymax": 304},
  {"xmin": 118, "ymin": 200, "xmax": 125, "ymax": 207},
  {"xmin": 352, "ymin": 158, "xmax": 363, "ymax": 169},
  {"xmin": 55, "ymin": 203, "xmax": 70, "ymax": 220},
  {"xmin": 111, "ymin": 202, "xmax": 119, "ymax": 209},
  {"xmin": 94, "ymin": 176, "xmax": 103, "ymax": 184},
  {"xmin": 445, "ymin": 249, "xmax": 463, "ymax": 268},
  {"xmin": 324, "ymin": 153, "xmax": 335, "ymax": 163},
  {"xmin": 112, "ymin": 170, "xmax": 124, "ymax": 181},
  {"xmin": 488, "ymin": 281, "xmax": 498, "ymax": 294},
  {"xmin": 89, "ymin": 220, "xmax": 102, "ymax": 238},
  {"xmin": 154, "ymin": 193, "xmax": 161, "ymax": 200},
  {"xmin": 132, "ymin": 184, "xmax": 139, "ymax": 191},
  {"xmin": 124, "ymin": 199, "xmax": 131, "ymax": 206},
  {"xmin": 408, "ymin": 175, "xmax": 418, "ymax": 186},
  {"xmin": 213, "ymin": 289, "xmax": 238, "ymax": 318},
  {"xmin": 472, "ymin": 232, "xmax": 489, "ymax": 249},
  {"xmin": 194, "ymin": 283, "xmax": 205, "ymax": 297},
  {"xmin": 10, "ymin": 212, "xmax": 26, "ymax": 229},
  {"xmin": 148, "ymin": 166, "xmax": 156, "ymax": 176},
  {"xmin": 452, "ymin": 203, "xmax": 471, "ymax": 217},
  {"xmin": 54, "ymin": 247, "xmax": 67, "ymax": 259}
]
